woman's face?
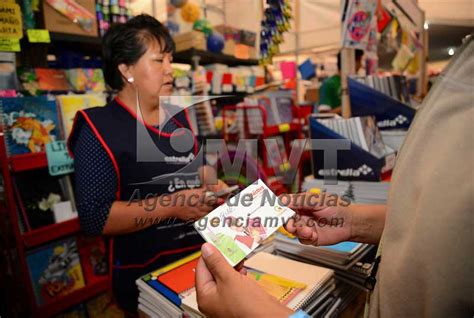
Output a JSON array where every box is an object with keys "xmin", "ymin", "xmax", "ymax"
[{"xmin": 129, "ymin": 39, "xmax": 174, "ymax": 105}]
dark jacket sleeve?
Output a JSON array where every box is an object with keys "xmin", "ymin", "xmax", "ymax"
[{"xmin": 72, "ymin": 122, "xmax": 117, "ymax": 235}]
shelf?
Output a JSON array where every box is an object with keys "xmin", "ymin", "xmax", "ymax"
[
  {"xmin": 9, "ymin": 153, "xmax": 48, "ymax": 172},
  {"xmin": 49, "ymin": 32, "xmax": 102, "ymax": 45},
  {"xmin": 35, "ymin": 276, "xmax": 109, "ymax": 317},
  {"xmin": 173, "ymin": 48, "xmax": 258, "ymax": 66},
  {"xmin": 22, "ymin": 218, "xmax": 80, "ymax": 249},
  {"xmin": 48, "ymin": 32, "xmax": 102, "ymax": 54}
]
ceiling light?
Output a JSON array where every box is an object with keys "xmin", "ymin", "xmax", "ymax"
[{"xmin": 448, "ymin": 48, "xmax": 455, "ymax": 56}]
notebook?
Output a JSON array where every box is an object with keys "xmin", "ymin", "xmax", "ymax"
[
  {"xmin": 137, "ymin": 250, "xmax": 311, "ymax": 316},
  {"xmin": 57, "ymin": 94, "xmax": 107, "ymax": 138},
  {"xmin": 245, "ymin": 252, "xmax": 334, "ymax": 310}
]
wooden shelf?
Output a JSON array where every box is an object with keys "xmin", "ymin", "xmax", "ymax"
[
  {"xmin": 35, "ymin": 276, "xmax": 109, "ymax": 317},
  {"xmin": 22, "ymin": 218, "xmax": 80, "ymax": 249},
  {"xmin": 9, "ymin": 153, "xmax": 48, "ymax": 172},
  {"xmin": 173, "ymin": 48, "xmax": 258, "ymax": 66}
]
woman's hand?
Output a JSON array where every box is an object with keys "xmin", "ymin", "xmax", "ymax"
[
  {"xmin": 195, "ymin": 243, "xmax": 293, "ymax": 318},
  {"xmin": 199, "ymin": 165, "xmax": 228, "ymax": 193},
  {"xmin": 171, "ymin": 188, "xmax": 214, "ymax": 222}
]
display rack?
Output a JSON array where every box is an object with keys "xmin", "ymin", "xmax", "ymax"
[
  {"xmin": 222, "ymin": 102, "xmax": 305, "ymax": 194},
  {"xmin": 0, "ymin": 128, "xmax": 109, "ymax": 317}
]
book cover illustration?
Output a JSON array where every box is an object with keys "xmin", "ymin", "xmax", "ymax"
[
  {"xmin": 65, "ymin": 69, "xmax": 106, "ymax": 92},
  {"xmin": 0, "ymin": 96, "xmax": 60, "ymax": 155},
  {"xmin": 341, "ymin": 0, "xmax": 377, "ymax": 50},
  {"xmin": 18, "ymin": 67, "xmax": 41, "ymax": 96},
  {"xmin": 35, "ymin": 68, "xmax": 71, "ymax": 91},
  {"xmin": 194, "ymin": 179, "xmax": 295, "ymax": 266},
  {"xmin": 77, "ymin": 236, "xmax": 107, "ymax": 285},
  {"xmin": 15, "ymin": 170, "xmax": 72, "ymax": 230},
  {"xmin": 57, "ymin": 94, "xmax": 106, "ymax": 138},
  {"xmin": 26, "ymin": 238, "xmax": 85, "ymax": 305}
]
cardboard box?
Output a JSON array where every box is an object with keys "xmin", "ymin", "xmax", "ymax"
[
  {"xmin": 173, "ymin": 31, "xmax": 206, "ymax": 52},
  {"xmin": 43, "ymin": 0, "xmax": 98, "ymax": 37},
  {"xmin": 214, "ymin": 25, "xmax": 256, "ymax": 47}
]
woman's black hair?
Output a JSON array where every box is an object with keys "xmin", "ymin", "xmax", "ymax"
[{"xmin": 102, "ymin": 14, "xmax": 175, "ymax": 90}]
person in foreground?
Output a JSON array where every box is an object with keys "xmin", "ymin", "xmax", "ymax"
[{"xmin": 195, "ymin": 37, "xmax": 473, "ymax": 317}]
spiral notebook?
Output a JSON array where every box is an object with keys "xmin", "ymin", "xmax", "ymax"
[
  {"xmin": 136, "ymin": 251, "xmax": 313, "ymax": 316},
  {"xmin": 245, "ymin": 252, "xmax": 334, "ymax": 310}
]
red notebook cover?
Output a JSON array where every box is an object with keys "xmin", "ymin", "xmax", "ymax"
[
  {"xmin": 35, "ymin": 68, "xmax": 71, "ymax": 91},
  {"xmin": 157, "ymin": 258, "xmax": 199, "ymax": 294}
]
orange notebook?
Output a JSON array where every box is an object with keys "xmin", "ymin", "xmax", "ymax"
[
  {"xmin": 157, "ymin": 258, "xmax": 199, "ymax": 294},
  {"xmin": 35, "ymin": 68, "xmax": 71, "ymax": 91}
]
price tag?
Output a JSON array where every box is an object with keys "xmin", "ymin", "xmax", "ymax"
[
  {"xmin": 278, "ymin": 123, "xmax": 290, "ymax": 133},
  {"xmin": 46, "ymin": 141, "xmax": 74, "ymax": 176},
  {"xmin": 0, "ymin": 37, "xmax": 20, "ymax": 51},
  {"xmin": 27, "ymin": 29, "xmax": 51, "ymax": 43},
  {"xmin": 0, "ymin": 2, "xmax": 23, "ymax": 39}
]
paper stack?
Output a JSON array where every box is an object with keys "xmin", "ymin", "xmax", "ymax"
[
  {"xmin": 302, "ymin": 178, "xmax": 391, "ymax": 205},
  {"xmin": 274, "ymin": 233, "xmax": 375, "ymax": 292},
  {"xmin": 136, "ymin": 251, "xmax": 335, "ymax": 317}
]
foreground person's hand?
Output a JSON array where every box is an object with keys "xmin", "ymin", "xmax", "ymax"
[{"xmin": 195, "ymin": 243, "xmax": 293, "ymax": 318}]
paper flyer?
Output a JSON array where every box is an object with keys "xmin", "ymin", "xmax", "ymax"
[
  {"xmin": 194, "ymin": 179, "xmax": 295, "ymax": 266},
  {"xmin": 341, "ymin": 0, "xmax": 377, "ymax": 50}
]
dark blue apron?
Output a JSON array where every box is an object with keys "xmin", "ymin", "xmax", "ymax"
[{"xmin": 68, "ymin": 98, "xmax": 205, "ymax": 313}]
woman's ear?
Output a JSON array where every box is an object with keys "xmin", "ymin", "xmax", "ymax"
[{"xmin": 118, "ymin": 63, "xmax": 133, "ymax": 84}]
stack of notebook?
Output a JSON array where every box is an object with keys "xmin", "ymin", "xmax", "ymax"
[
  {"xmin": 305, "ymin": 278, "xmax": 361, "ymax": 317},
  {"xmin": 302, "ymin": 177, "xmax": 391, "ymax": 205},
  {"xmin": 136, "ymin": 251, "xmax": 334, "ymax": 317},
  {"xmin": 274, "ymin": 234, "xmax": 373, "ymax": 271},
  {"xmin": 316, "ymin": 116, "xmax": 393, "ymax": 159},
  {"xmin": 274, "ymin": 233, "xmax": 375, "ymax": 292}
]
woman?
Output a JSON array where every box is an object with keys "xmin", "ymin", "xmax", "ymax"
[{"xmin": 68, "ymin": 14, "xmax": 226, "ymax": 313}]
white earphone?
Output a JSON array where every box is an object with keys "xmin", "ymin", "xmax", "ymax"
[{"xmin": 127, "ymin": 77, "xmax": 134, "ymax": 83}]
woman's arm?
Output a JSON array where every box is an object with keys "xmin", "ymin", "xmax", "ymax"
[
  {"xmin": 102, "ymin": 187, "xmax": 213, "ymax": 235},
  {"xmin": 103, "ymin": 165, "xmax": 227, "ymax": 235},
  {"xmin": 74, "ymin": 125, "xmax": 220, "ymax": 235},
  {"xmin": 73, "ymin": 123, "xmax": 117, "ymax": 236}
]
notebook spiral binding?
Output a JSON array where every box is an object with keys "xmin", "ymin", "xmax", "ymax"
[{"xmin": 294, "ymin": 281, "xmax": 325, "ymax": 310}]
